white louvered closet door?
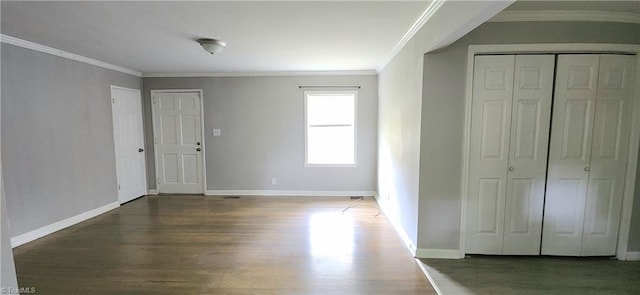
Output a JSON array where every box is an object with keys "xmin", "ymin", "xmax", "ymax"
[
  {"xmin": 466, "ymin": 55, "xmax": 554, "ymax": 255},
  {"xmin": 542, "ymin": 54, "xmax": 635, "ymax": 256}
]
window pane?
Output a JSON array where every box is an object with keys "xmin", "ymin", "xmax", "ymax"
[
  {"xmin": 307, "ymin": 126, "xmax": 354, "ymax": 165},
  {"xmin": 307, "ymin": 94, "xmax": 355, "ymax": 125}
]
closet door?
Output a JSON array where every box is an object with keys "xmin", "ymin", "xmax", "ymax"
[
  {"xmin": 542, "ymin": 55, "xmax": 599, "ymax": 256},
  {"xmin": 502, "ymin": 55, "xmax": 555, "ymax": 254},
  {"xmin": 466, "ymin": 55, "xmax": 515, "ymax": 254},
  {"xmin": 466, "ymin": 55, "xmax": 554, "ymax": 255},
  {"xmin": 542, "ymin": 54, "xmax": 635, "ymax": 256},
  {"xmin": 581, "ymin": 55, "xmax": 635, "ymax": 256}
]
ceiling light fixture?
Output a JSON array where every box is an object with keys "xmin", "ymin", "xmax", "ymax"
[{"xmin": 197, "ymin": 38, "xmax": 226, "ymax": 55}]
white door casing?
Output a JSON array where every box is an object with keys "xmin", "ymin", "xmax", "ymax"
[
  {"xmin": 152, "ymin": 90, "xmax": 205, "ymax": 194},
  {"xmin": 502, "ymin": 55, "xmax": 555, "ymax": 255},
  {"xmin": 542, "ymin": 54, "xmax": 635, "ymax": 256},
  {"xmin": 466, "ymin": 55, "xmax": 554, "ymax": 255},
  {"xmin": 111, "ymin": 86, "xmax": 147, "ymax": 204}
]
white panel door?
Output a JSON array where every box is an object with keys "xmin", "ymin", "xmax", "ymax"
[
  {"xmin": 111, "ymin": 87, "xmax": 147, "ymax": 204},
  {"xmin": 502, "ymin": 55, "xmax": 555, "ymax": 255},
  {"xmin": 581, "ymin": 55, "xmax": 635, "ymax": 256},
  {"xmin": 466, "ymin": 55, "xmax": 515, "ymax": 254},
  {"xmin": 153, "ymin": 91, "xmax": 204, "ymax": 194},
  {"xmin": 542, "ymin": 55, "xmax": 600, "ymax": 256}
]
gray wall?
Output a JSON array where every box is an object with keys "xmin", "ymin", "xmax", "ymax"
[
  {"xmin": 1, "ymin": 44, "xmax": 141, "ymax": 237},
  {"xmin": 142, "ymin": 75, "xmax": 377, "ymax": 192},
  {"xmin": 630, "ymin": 148, "xmax": 640, "ymax": 251},
  {"xmin": 377, "ymin": 38, "xmax": 423, "ymax": 246},
  {"xmin": 1, "ymin": 186, "xmax": 17, "ymax": 290},
  {"xmin": 418, "ymin": 22, "xmax": 640, "ymax": 250},
  {"xmin": 376, "ymin": 0, "xmax": 510, "ymax": 250},
  {"xmin": 1, "ymin": 42, "xmax": 18, "ymax": 289}
]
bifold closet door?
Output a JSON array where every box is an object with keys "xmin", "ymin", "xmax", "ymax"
[
  {"xmin": 466, "ymin": 55, "xmax": 514, "ymax": 254},
  {"xmin": 502, "ymin": 55, "xmax": 555, "ymax": 254},
  {"xmin": 582, "ymin": 55, "xmax": 635, "ymax": 255},
  {"xmin": 466, "ymin": 55, "xmax": 555, "ymax": 255},
  {"xmin": 542, "ymin": 54, "xmax": 635, "ymax": 256},
  {"xmin": 541, "ymin": 55, "xmax": 598, "ymax": 256}
]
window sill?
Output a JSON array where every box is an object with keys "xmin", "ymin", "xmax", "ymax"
[{"xmin": 304, "ymin": 163, "xmax": 357, "ymax": 168}]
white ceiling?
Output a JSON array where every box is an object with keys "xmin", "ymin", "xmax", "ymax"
[{"xmin": 1, "ymin": 1, "xmax": 429, "ymax": 75}]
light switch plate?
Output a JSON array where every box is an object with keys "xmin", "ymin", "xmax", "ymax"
[{"xmin": 213, "ymin": 129, "xmax": 221, "ymax": 136}]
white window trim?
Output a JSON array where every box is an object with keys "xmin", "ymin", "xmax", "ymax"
[{"xmin": 304, "ymin": 90, "xmax": 358, "ymax": 168}]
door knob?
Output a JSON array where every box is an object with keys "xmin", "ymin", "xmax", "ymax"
[
  {"xmin": 508, "ymin": 166, "xmax": 515, "ymax": 171},
  {"xmin": 584, "ymin": 167, "xmax": 590, "ymax": 172},
  {"xmin": 196, "ymin": 148, "xmax": 201, "ymax": 152},
  {"xmin": 138, "ymin": 148, "xmax": 144, "ymax": 152},
  {"xmin": 197, "ymin": 142, "xmax": 201, "ymax": 146}
]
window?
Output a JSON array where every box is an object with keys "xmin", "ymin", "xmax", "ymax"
[{"xmin": 305, "ymin": 91, "xmax": 357, "ymax": 166}]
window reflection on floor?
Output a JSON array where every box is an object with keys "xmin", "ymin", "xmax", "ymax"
[{"xmin": 308, "ymin": 212, "xmax": 355, "ymax": 272}]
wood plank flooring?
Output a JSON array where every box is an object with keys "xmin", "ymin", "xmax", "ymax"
[
  {"xmin": 13, "ymin": 195, "xmax": 434, "ymax": 294},
  {"xmin": 420, "ymin": 255, "xmax": 640, "ymax": 294}
]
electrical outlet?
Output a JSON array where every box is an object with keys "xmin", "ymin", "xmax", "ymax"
[
  {"xmin": 271, "ymin": 178, "xmax": 277, "ymax": 185},
  {"xmin": 213, "ymin": 129, "xmax": 221, "ymax": 136}
]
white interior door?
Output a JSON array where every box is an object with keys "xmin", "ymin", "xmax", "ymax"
[
  {"xmin": 502, "ymin": 55, "xmax": 555, "ymax": 255},
  {"xmin": 111, "ymin": 87, "xmax": 147, "ymax": 204},
  {"xmin": 152, "ymin": 91, "xmax": 204, "ymax": 194},
  {"xmin": 581, "ymin": 54, "xmax": 635, "ymax": 256},
  {"xmin": 466, "ymin": 55, "xmax": 515, "ymax": 254},
  {"xmin": 542, "ymin": 55, "xmax": 601, "ymax": 256}
]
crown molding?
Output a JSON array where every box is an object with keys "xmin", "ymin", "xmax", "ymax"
[
  {"xmin": 0, "ymin": 35, "xmax": 375, "ymax": 78},
  {"xmin": 490, "ymin": 10, "xmax": 640, "ymax": 24},
  {"xmin": 143, "ymin": 70, "xmax": 378, "ymax": 78},
  {"xmin": 376, "ymin": 0, "xmax": 446, "ymax": 73},
  {"xmin": 0, "ymin": 34, "xmax": 142, "ymax": 77}
]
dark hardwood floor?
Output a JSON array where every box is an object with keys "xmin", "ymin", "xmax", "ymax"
[
  {"xmin": 13, "ymin": 195, "xmax": 434, "ymax": 294},
  {"xmin": 420, "ymin": 255, "xmax": 640, "ymax": 294}
]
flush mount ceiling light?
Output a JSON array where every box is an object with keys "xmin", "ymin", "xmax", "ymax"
[{"xmin": 197, "ymin": 38, "xmax": 226, "ymax": 55}]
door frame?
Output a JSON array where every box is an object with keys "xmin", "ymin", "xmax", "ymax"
[
  {"xmin": 150, "ymin": 89, "xmax": 207, "ymax": 194},
  {"xmin": 110, "ymin": 85, "xmax": 148, "ymax": 202},
  {"xmin": 460, "ymin": 44, "xmax": 640, "ymax": 260}
]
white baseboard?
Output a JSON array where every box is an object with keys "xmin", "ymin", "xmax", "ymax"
[
  {"xmin": 204, "ymin": 190, "xmax": 375, "ymax": 197},
  {"xmin": 626, "ymin": 252, "xmax": 640, "ymax": 261},
  {"xmin": 373, "ymin": 192, "xmax": 417, "ymax": 256},
  {"xmin": 416, "ymin": 248, "xmax": 465, "ymax": 259},
  {"xmin": 10, "ymin": 202, "xmax": 120, "ymax": 248},
  {"xmin": 147, "ymin": 189, "xmax": 159, "ymax": 195}
]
